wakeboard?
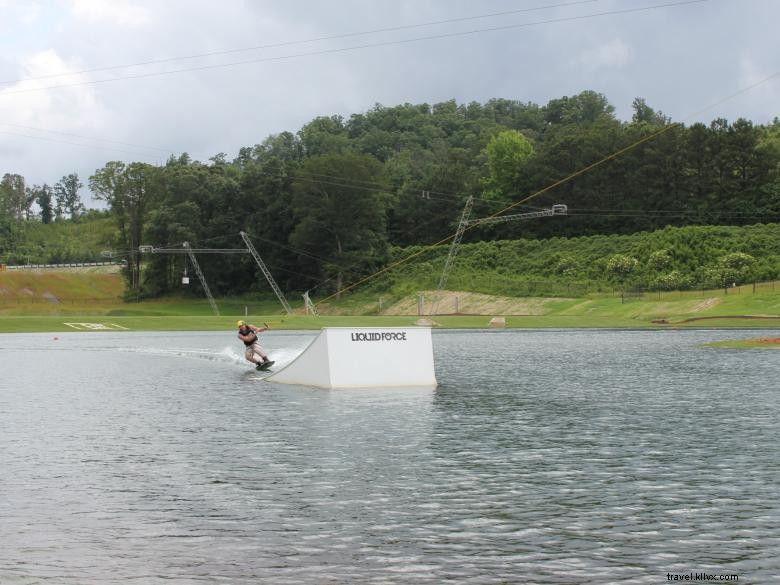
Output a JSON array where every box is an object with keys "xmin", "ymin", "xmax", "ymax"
[{"xmin": 256, "ymin": 360, "xmax": 275, "ymax": 371}]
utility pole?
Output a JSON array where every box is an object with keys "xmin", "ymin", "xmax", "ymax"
[{"xmin": 240, "ymin": 231, "xmax": 293, "ymax": 315}]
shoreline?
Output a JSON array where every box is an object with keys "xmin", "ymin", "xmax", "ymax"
[{"xmin": 2, "ymin": 314, "xmax": 780, "ymax": 334}]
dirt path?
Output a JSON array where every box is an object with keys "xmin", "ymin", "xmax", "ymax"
[{"xmin": 382, "ymin": 290, "xmax": 571, "ymax": 315}]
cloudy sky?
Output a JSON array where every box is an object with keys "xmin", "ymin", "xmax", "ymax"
[{"xmin": 0, "ymin": 0, "xmax": 777, "ymax": 205}]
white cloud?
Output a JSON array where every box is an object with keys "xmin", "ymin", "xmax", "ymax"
[
  {"xmin": 734, "ymin": 53, "xmax": 778, "ymax": 124},
  {"xmin": 0, "ymin": 0, "xmax": 43, "ymax": 31},
  {"xmin": 739, "ymin": 54, "xmax": 772, "ymax": 88},
  {"xmin": 67, "ymin": 0, "xmax": 153, "ymax": 27},
  {"xmin": 0, "ymin": 50, "xmax": 112, "ymax": 162},
  {"xmin": 1, "ymin": 0, "xmax": 779, "ymax": 190},
  {"xmin": 576, "ymin": 38, "xmax": 634, "ymax": 70}
]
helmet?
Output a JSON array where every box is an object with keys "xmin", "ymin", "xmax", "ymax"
[{"xmin": 236, "ymin": 320, "xmax": 246, "ymax": 328}]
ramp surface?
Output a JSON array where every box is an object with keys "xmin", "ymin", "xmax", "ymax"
[{"xmin": 265, "ymin": 327, "xmax": 436, "ymax": 388}]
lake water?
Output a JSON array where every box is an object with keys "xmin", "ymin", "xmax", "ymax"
[{"xmin": 1, "ymin": 329, "xmax": 779, "ymax": 584}]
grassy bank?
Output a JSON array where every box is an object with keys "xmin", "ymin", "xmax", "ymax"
[
  {"xmin": 1, "ymin": 270, "xmax": 778, "ymax": 333},
  {"xmin": 0, "ymin": 314, "xmax": 691, "ymax": 334},
  {"xmin": 2, "ymin": 309, "xmax": 779, "ymax": 334}
]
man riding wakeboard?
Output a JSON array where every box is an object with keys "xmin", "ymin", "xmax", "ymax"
[{"xmin": 237, "ymin": 320, "xmax": 275, "ymax": 370}]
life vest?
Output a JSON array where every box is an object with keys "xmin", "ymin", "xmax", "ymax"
[{"xmin": 238, "ymin": 327, "xmax": 256, "ymax": 346}]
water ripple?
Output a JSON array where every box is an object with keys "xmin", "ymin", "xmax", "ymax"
[{"xmin": 1, "ymin": 329, "xmax": 778, "ymax": 583}]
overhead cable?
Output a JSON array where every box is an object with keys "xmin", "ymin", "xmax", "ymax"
[
  {"xmin": 0, "ymin": 0, "xmax": 601, "ymax": 87},
  {"xmin": 0, "ymin": 0, "xmax": 710, "ymax": 97}
]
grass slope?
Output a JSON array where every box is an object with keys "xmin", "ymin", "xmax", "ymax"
[
  {"xmin": 2, "ymin": 286, "xmax": 778, "ymax": 333},
  {"xmin": 0, "ymin": 268, "xmax": 123, "ymax": 315}
]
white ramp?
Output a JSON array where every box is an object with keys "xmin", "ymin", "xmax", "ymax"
[{"xmin": 265, "ymin": 327, "xmax": 437, "ymax": 389}]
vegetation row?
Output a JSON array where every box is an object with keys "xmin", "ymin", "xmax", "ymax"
[{"xmin": 375, "ymin": 223, "xmax": 780, "ymax": 297}]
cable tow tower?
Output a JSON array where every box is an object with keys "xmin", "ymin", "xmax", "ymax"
[
  {"xmin": 437, "ymin": 195, "xmax": 474, "ymax": 291},
  {"xmin": 240, "ymin": 231, "xmax": 294, "ymax": 315},
  {"xmin": 437, "ymin": 201, "xmax": 567, "ymax": 291},
  {"xmin": 183, "ymin": 242, "xmax": 220, "ymax": 316},
  {"xmin": 140, "ymin": 243, "xmax": 244, "ymax": 316},
  {"xmin": 464, "ymin": 204, "xmax": 567, "ymax": 227}
]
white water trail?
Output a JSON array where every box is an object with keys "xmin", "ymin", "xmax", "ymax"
[{"xmin": 109, "ymin": 338, "xmax": 314, "ymax": 370}]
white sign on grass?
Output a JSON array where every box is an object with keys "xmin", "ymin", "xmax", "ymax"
[{"xmin": 63, "ymin": 323, "xmax": 129, "ymax": 330}]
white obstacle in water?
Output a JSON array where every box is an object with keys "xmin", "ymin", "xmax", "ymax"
[{"xmin": 265, "ymin": 327, "xmax": 437, "ymax": 389}]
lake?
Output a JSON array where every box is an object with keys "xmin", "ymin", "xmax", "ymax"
[{"xmin": 1, "ymin": 329, "xmax": 778, "ymax": 584}]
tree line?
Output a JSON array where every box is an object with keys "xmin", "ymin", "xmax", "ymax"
[
  {"xmin": 0, "ymin": 172, "xmax": 87, "ymax": 264},
  {"xmin": 0, "ymin": 173, "xmax": 84, "ymax": 224},
  {"xmin": 2, "ymin": 91, "xmax": 779, "ymax": 298}
]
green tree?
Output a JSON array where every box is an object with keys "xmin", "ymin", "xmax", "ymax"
[
  {"xmin": 385, "ymin": 144, "xmax": 480, "ymax": 246},
  {"xmin": 257, "ymin": 131, "xmax": 303, "ymax": 162},
  {"xmin": 298, "ymin": 116, "xmax": 351, "ymax": 157},
  {"xmin": 481, "ymin": 129, "xmax": 535, "ymax": 201},
  {"xmin": 647, "ymin": 249, "xmax": 673, "ymax": 271},
  {"xmin": 237, "ymin": 155, "xmax": 299, "ymax": 291},
  {"xmin": 290, "ymin": 153, "xmax": 389, "ymax": 296},
  {"xmin": 606, "ymin": 254, "xmax": 639, "ymax": 277},
  {"xmin": 0, "ymin": 214, "xmax": 16, "ymax": 256},
  {"xmin": 0, "ymin": 173, "xmax": 27, "ymax": 222},
  {"xmin": 142, "ymin": 201, "xmax": 200, "ymax": 295},
  {"xmin": 631, "ymin": 97, "xmax": 669, "ymax": 126},
  {"xmin": 554, "ymin": 255, "xmax": 580, "ymax": 276},
  {"xmin": 53, "ymin": 173, "xmax": 85, "ymax": 219},
  {"xmin": 90, "ymin": 162, "xmax": 159, "ymax": 293},
  {"xmin": 544, "ymin": 90, "xmax": 615, "ymax": 125},
  {"xmin": 526, "ymin": 115, "xmax": 624, "ymax": 237},
  {"xmin": 30, "ymin": 184, "xmax": 55, "ymax": 224},
  {"xmin": 718, "ymin": 252, "xmax": 756, "ymax": 284},
  {"xmin": 683, "ymin": 122, "xmax": 714, "ymax": 210},
  {"xmin": 148, "ymin": 158, "xmax": 245, "ymax": 296},
  {"xmin": 653, "ymin": 270, "xmax": 689, "ymax": 290},
  {"xmin": 89, "ymin": 161, "xmax": 129, "ymax": 249}
]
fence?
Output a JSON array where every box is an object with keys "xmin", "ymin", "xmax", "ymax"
[
  {"xmin": 433, "ymin": 275, "xmax": 595, "ymax": 298},
  {"xmin": 440, "ymin": 274, "xmax": 779, "ymax": 299},
  {"xmin": 0, "ymin": 297, "xmax": 121, "ymax": 306},
  {"xmin": 3, "ymin": 262, "xmax": 124, "ymax": 270},
  {"xmin": 614, "ymin": 279, "xmax": 778, "ymax": 303}
]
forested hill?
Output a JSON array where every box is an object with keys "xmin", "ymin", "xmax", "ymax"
[{"xmin": 2, "ymin": 91, "xmax": 779, "ymax": 298}]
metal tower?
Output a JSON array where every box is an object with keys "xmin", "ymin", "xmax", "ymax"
[
  {"xmin": 465, "ymin": 204, "xmax": 567, "ymax": 227},
  {"xmin": 437, "ymin": 202, "xmax": 567, "ymax": 291},
  {"xmin": 183, "ymin": 242, "xmax": 220, "ymax": 316},
  {"xmin": 437, "ymin": 195, "xmax": 474, "ymax": 290},
  {"xmin": 240, "ymin": 231, "xmax": 293, "ymax": 315},
  {"xmin": 139, "ymin": 243, "xmax": 250, "ymax": 317},
  {"xmin": 303, "ymin": 290, "xmax": 319, "ymax": 316}
]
